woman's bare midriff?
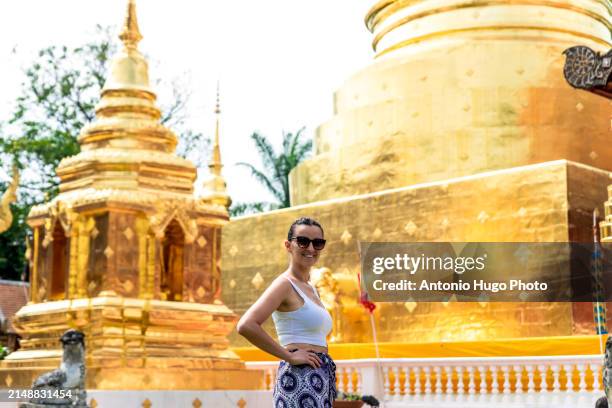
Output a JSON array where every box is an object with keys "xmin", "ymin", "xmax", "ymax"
[{"xmin": 285, "ymin": 343, "xmax": 328, "ymax": 353}]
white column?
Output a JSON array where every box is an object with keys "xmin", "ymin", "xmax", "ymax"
[
  {"xmin": 457, "ymin": 366, "xmax": 465, "ymax": 395},
  {"xmin": 501, "ymin": 365, "xmax": 511, "ymax": 394},
  {"xmin": 513, "ymin": 365, "xmax": 523, "ymax": 394},
  {"xmin": 563, "ymin": 364, "xmax": 574, "ymax": 392},
  {"xmin": 338, "ymin": 367, "xmax": 346, "ymax": 394},
  {"xmin": 491, "ymin": 366, "xmax": 500, "ymax": 394},
  {"xmin": 424, "ymin": 366, "xmax": 432, "ymax": 395},
  {"xmin": 355, "ymin": 367, "xmax": 363, "ymax": 395},
  {"xmin": 393, "ymin": 366, "xmax": 402, "ymax": 401},
  {"xmin": 526, "ymin": 365, "xmax": 535, "ymax": 394},
  {"xmin": 478, "ymin": 366, "xmax": 487, "ymax": 394},
  {"xmin": 444, "ymin": 367, "xmax": 453, "ymax": 394},
  {"xmin": 347, "ymin": 367, "xmax": 355, "ymax": 394},
  {"xmin": 360, "ymin": 365, "xmax": 384, "ymax": 399},
  {"xmin": 590, "ymin": 363, "xmax": 601, "ymax": 392},
  {"xmin": 434, "ymin": 366, "xmax": 443, "ymax": 395},
  {"xmin": 408, "ymin": 366, "xmax": 416, "ymax": 396},
  {"xmin": 551, "ymin": 364, "xmax": 561, "ymax": 392},
  {"xmin": 383, "ymin": 366, "xmax": 391, "ymax": 401},
  {"xmin": 537, "ymin": 365, "xmax": 548, "ymax": 393},
  {"xmin": 577, "ymin": 364, "xmax": 587, "ymax": 392},
  {"xmin": 467, "ymin": 366, "xmax": 476, "ymax": 395}
]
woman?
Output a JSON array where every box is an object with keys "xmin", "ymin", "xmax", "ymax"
[{"xmin": 237, "ymin": 217, "xmax": 335, "ymax": 408}]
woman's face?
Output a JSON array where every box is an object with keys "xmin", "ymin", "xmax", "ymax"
[{"xmin": 285, "ymin": 224, "xmax": 324, "ymax": 268}]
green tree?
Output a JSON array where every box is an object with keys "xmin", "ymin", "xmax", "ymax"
[
  {"xmin": 0, "ymin": 25, "xmax": 208, "ymax": 280},
  {"xmin": 230, "ymin": 128, "xmax": 312, "ymax": 217}
]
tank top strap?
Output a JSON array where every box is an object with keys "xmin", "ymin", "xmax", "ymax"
[
  {"xmin": 283, "ymin": 276, "xmax": 311, "ymax": 302},
  {"xmin": 308, "ymin": 282, "xmax": 321, "ymax": 299}
]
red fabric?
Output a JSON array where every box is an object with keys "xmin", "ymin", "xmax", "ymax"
[{"xmin": 357, "ymin": 272, "xmax": 376, "ymax": 313}]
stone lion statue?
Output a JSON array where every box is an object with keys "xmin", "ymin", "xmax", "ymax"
[{"xmin": 21, "ymin": 329, "xmax": 88, "ymax": 407}]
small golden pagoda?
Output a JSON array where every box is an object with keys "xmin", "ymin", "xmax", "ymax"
[
  {"xmin": 223, "ymin": 0, "xmax": 612, "ymax": 359},
  {"xmin": 0, "ymin": 0, "xmax": 260, "ymax": 390}
]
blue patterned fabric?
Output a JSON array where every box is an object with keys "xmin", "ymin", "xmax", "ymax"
[{"xmin": 273, "ymin": 352, "xmax": 337, "ymax": 408}]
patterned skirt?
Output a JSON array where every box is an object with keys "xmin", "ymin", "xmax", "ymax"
[{"xmin": 273, "ymin": 351, "xmax": 337, "ymax": 408}]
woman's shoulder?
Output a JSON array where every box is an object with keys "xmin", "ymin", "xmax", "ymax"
[{"xmin": 266, "ymin": 274, "xmax": 293, "ymax": 294}]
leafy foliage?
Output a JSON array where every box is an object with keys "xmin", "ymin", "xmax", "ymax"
[
  {"xmin": 230, "ymin": 128, "xmax": 312, "ymax": 217},
  {"xmin": 336, "ymin": 392, "xmax": 380, "ymax": 407},
  {"xmin": 0, "ymin": 346, "xmax": 8, "ymax": 360},
  {"xmin": 0, "ymin": 25, "xmax": 208, "ymax": 280}
]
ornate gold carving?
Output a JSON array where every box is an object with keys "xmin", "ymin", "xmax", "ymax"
[
  {"xmin": 196, "ymin": 286, "xmax": 206, "ymax": 298},
  {"xmin": 211, "ymin": 228, "xmax": 221, "ymax": 300},
  {"xmin": 135, "ymin": 217, "xmax": 149, "ymax": 298},
  {"xmin": 146, "ymin": 233, "xmax": 155, "ymax": 298},
  {"xmin": 404, "ymin": 301, "xmax": 417, "ymax": 313},
  {"xmin": 5, "ymin": 374, "xmax": 13, "ymax": 387},
  {"xmin": 0, "ymin": 164, "xmax": 19, "ymax": 234},
  {"xmin": 149, "ymin": 203, "xmax": 198, "ymax": 244},
  {"xmin": 192, "ymin": 399, "xmax": 202, "ymax": 408},
  {"xmin": 122, "ymin": 279, "xmax": 134, "ymax": 294},
  {"xmin": 31, "ymin": 227, "xmax": 40, "ymax": 302},
  {"xmin": 403, "ymin": 221, "xmax": 417, "ymax": 235},
  {"xmin": 104, "ymin": 247, "xmax": 115, "ymax": 258},
  {"xmin": 142, "ymin": 399, "xmax": 152, "ymax": 408},
  {"xmin": 372, "ymin": 228, "xmax": 382, "ymax": 239},
  {"xmin": 196, "ymin": 235, "xmax": 207, "ymax": 248},
  {"xmin": 311, "ymin": 267, "xmax": 343, "ymax": 342},
  {"xmin": 251, "ymin": 272, "xmax": 264, "ymax": 290},
  {"xmin": 340, "ymin": 230, "xmax": 352, "ymax": 245},
  {"xmin": 477, "ymin": 211, "xmax": 490, "ymax": 223},
  {"xmin": 229, "ymin": 279, "xmax": 236, "ymax": 289},
  {"xmin": 68, "ymin": 216, "xmax": 80, "ymax": 298},
  {"xmin": 237, "ymin": 398, "xmax": 246, "ymax": 408},
  {"xmin": 90, "ymin": 399, "xmax": 98, "ymax": 408},
  {"xmin": 77, "ymin": 217, "xmax": 96, "ymax": 297},
  {"xmin": 229, "ymin": 245, "xmax": 238, "ymax": 256},
  {"xmin": 123, "ymin": 227, "xmax": 134, "ymax": 241},
  {"xmin": 441, "ymin": 218, "xmax": 450, "ymax": 229},
  {"xmin": 90, "ymin": 227, "xmax": 99, "ymax": 239},
  {"xmin": 37, "ymin": 282, "xmax": 46, "ymax": 301}
]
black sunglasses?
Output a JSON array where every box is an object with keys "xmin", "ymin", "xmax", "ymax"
[{"xmin": 290, "ymin": 236, "xmax": 326, "ymax": 250}]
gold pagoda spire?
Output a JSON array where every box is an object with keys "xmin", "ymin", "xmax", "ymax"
[
  {"xmin": 210, "ymin": 82, "xmax": 223, "ymax": 177},
  {"xmin": 53, "ymin": 0, "xmax": 196, "ymax": 196},
  {"xmin": 119, "ymin": 0, "xmax": 143, "ymax": 51},
  {"xmin": 201, "ymin": 83, "xmax": 231, "ymax": 208}
]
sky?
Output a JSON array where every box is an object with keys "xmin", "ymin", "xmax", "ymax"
[{"xmin": 0, "ymin": 0, "xmax": 374, "ymax": 205}]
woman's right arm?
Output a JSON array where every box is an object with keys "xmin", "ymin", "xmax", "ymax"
[{"xmin": 236, "ymin": 278, "xmax": 322, "ymax": 368}]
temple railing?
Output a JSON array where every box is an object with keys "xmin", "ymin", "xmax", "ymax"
[{"xmin": 246, "ymin": 355, "xmax": 604, "ymax": 400}]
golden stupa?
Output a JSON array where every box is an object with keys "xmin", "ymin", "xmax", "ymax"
[
  {"xmin": 223, "ymin": 0, "xmax": 612, "ymax": 359},
  {"xmin": 0, "ymin": 0, "xmax": 261, "ymax": 390}
]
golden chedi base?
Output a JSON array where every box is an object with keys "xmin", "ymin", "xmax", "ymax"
[
  {"xmin": 0, "ymin": 296, "xmax": 263, "ymax": 390},
  {"xmin": 223, "ymin": 160, "xmax": 611, "ymax": 347}
]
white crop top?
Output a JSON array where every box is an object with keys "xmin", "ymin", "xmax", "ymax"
[{"xmin": 271, "ymin": 276, "xmax": 333, "ymax": 347}]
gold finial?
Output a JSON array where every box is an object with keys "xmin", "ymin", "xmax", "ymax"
[
  {"xmin": 200, "ymin": 82, "xmax": 231, "ymax": 208},
  {"xmin": 119, "ymin": 0, "xmax": 143, "ymax": 50},
  {"xmin": 210, "ymin": 81, "xmax": 222, "ymax": 176}
]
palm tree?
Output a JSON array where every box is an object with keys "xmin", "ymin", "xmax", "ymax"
[{"xmin": 231, "ymin": 128, "xmax": 312, "ymax": 216}]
